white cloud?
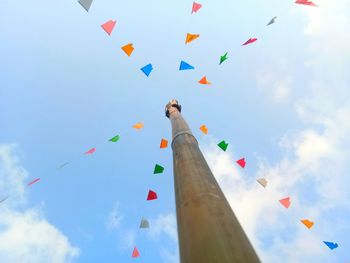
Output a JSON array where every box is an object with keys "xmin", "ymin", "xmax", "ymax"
[
  {"xmin": 0, "ymin": 208, "xmax": 79, "ymax": 263},
  {"xmin": 0, "ymin": 144, "xmax": 79, "ymax": 263},
  {"xmin": 149, "ymin": 213, "xmax": 177, "ymax": 243},
  {"xmin": 0, "ymin": 144, "xmax": 28, "ymax": 205},
  {"xmin": 148, "ymin": 213, "xmax": 179, "ymax": 263},
  {"xmin": 256, "ymin": 59, "xmax": 293, "ymax": 103}
]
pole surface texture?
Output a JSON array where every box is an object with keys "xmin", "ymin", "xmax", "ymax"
[{"xmin": 166, "ymin": 100, "xmax": 260, "ymax": 263}]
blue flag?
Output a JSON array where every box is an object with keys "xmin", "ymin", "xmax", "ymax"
[
  {"xmin": 323, "ymin": 241, "xmax": 338, "ymax": 250},
  {"xmin": 141, "ymin": 64, "xmax": 153, "ymax": 77},
  {"xmin": 179, "ymin": 60, "xmax": 194, "ymax": 70}
]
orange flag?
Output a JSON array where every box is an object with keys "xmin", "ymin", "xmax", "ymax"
[
  {"xmin": 133, "ymin": 122, "xmax": 144, "ymax": 130},
  {"xmin": 198, "ymin": 76, "xmax": 211, "ymax": 85},
  {"xmin": 160, "ymin": 138, "xmax": 168, "ymax": 148},
  {"xmin": 185, "ymin": 33, "xmax": 200, "ymax": 44},
  {"xmin": 301, "ymin": 219, "xmax": 314, "ymax": 229},
  {"xmin": 199, "ymin": 125, "xmax": 208, "ymax": 134},
  {"xmin": 121, "ymin": 43, "xmax": 134, "ymax": 56},
  {"xmin": 132, "ymin": 246, "xmax": 140, "ymax": 258}
]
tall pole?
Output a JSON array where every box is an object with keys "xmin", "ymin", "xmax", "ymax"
[{"xmin": 166, "ymin": 100, "xmax": 260, "ymax": 263}]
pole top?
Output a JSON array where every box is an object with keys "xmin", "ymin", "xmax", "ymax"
[{"xmin": 165, "ymin": 99, "xmax": 182, "ymax": 118}]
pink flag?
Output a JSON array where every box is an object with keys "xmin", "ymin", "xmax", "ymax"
[
  {"xmin": 192, "ymin": 2, "xmax": 202, "ymax": 14},
  {"xmin": 85, "ymin": 148, "xmax": 96, "ymax": 155},
  {"xmin": 101, "ymin": 20, "xmax": 116, "ymax": 35},
  {"xmin": 242, "ymin": 37, "xmax": 257, "ymax": 46},
  {"xmin": 279, "ymin": 197, "xmax": 291, "ymax": 208},
  {"xmin": 28, "ymin": 178, "xmax": 40, "ymax": 186},
  {"xmin": 236, "ymin": 158, "xmax": 246, "ymax": 168},
  {"xmin": 295, "ymin": 0, "xmax": 317, "ymax": 6}
]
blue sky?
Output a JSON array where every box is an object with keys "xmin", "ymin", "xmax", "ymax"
[{"xmin": 1, "ymin": 0, "xmax": 350, "ymax": 262}]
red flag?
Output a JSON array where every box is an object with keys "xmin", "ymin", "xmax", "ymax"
[
  {"xmin": 28, "ymin": 178, "xmax": 40, "ymax": 186},
  {"xmin": 192, "ymin": 2, "xmax": 202, "ymax": 13},
  {"xmin": 279, "ymin": 197, "xmax": 291, "ymax": 208},
  {"xmin": 236, "ymin": 158, "xmax": 246, "ymax": 168},
  {"xmin": 242, "ymin": 37, "xmax": 257, "ymax": 46},
  {"xmin": 295, "ymin": 0, "xmax": 317, "ymax": 6},
  {"xmin": 147, "ymin": 190, "xmax": 157, "ymax": 201},
  {"xmin": 132, "ymin": 246, "xmax": 140, "ymax": 258},
  {"xmin": 101, "ymin": 20, "xmax": 116, "ymax": 35}
]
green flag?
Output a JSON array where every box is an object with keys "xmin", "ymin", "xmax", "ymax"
[
  {"xmin": 219, "ymin": 52, "xmax": 228, "ymax": 65},
  {"xmin": 109, "ymin": 135, "xmax": 120, "ymax": 142},
  {"xmin": 218, "ymin": 140, "xmax": 228, "ymax": 151},
  {"xmin": 154, "ymin": 164, "xmax": 164, "ymax": 174}
]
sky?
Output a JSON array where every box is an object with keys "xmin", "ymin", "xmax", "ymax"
[{"xmin": 0, "ymin": 0, "xmax": 350, "ymax": 262}]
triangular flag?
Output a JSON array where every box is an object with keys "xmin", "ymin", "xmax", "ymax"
[
  {"xmin": 147, "ymin": 190, "xmax": 157, "ymax": 200},
  {"xmin": 279, "ymin": 197, "xmax": 291, "ymax": 208},
  {"xmin": 257, "ymin": 178, "xmax": 268, "ymax": 188},
  {"xmin": 101, "ymin": 20, "xmax": 116, "ymax": 36},
  {"xmin": 295, "ymin": 0, "xmax": 317, "ymax": 6},
  {"xmin": 266, "ymin": 16, "xmax": 277, "ymax": 26},
  {"xmin": 78, "ymin": 0, "xmax": 93, "ymax": 12},
  {"xmin": 140, "ymin": 64, "xmax": 153, "ymax": 77},
  {"xmin": 140, "ymin": 218, "xmax": 150, "ymax": 229},
  {"xmin": 28, "ymin": 178, "xmax": 40, "ymax": 186},
  {"xmin": 199, "ymin": 125, "xmax": 208, "ymax": 135},
  {"xmin": 0, "ymin": 197, "xmax": 8, "ymax": 203},
  {"xmin": 121, "ymin": 43, "xmax": 134, "ymax": 57},
  {"xmin": 301, "ymin": 219, "xmax": 314, "ymax": 229},
  {"xmin": 132, "ymin": 246, "xmax": 140, "ymax": 258},
  {"xmin": 185, "ymin": 33, "xmax": 200, "ymax": 44},
  {"xmin": 109, "ymin": 135, "xmax": 120, "ymax": 142},
  {"xmin": 323, "ymin": 241, "xmax": 338, "ymax": 250},
  {"xmin": 198, "ymin": 76, "xmax": 211, "ymax": 85},
  {"xmin": 219, "ymin": 52, "xmax": 228, "ymax": 65},
  {"xmin": 236, "ymin": 158, "xmax": 246, "ymax": 168},
  {"xmin": 217, "ymin": 140, "xmax": 228, "ymax": 151},
  {"xmin": 179, "ymin": 60, "xmax": 194, "ymax": 70},
  {"xmin": 154, "ymin": 164, "xmax": 164, "ymax": 174},
  {"xmin": 85, "ymin": 148, "xmax": 96, "ymax": 154},
  {"xmin": 242, "ymin": 37, "xmax": 257, "ymax": 46},
  {"xmin": 133, "ymin": 122, "xmax": 144, "ymax": 130},
  {"xmin": 192, "ymin": 2, "xmax": 202, "ymax": 13},
  {"xmin": 160, "ymin": 139, "xmax": 168, "ymax": 149},
  {"xmin": 58, "ymin": 162, "xmax": 69, "ymax": 170}
]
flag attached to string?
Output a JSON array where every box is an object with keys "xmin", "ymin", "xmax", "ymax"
[
  {"xmin": 85, "ymin": 148, "xmax": 96, "ymax": 155},
  {"xmin": 101, "ymin": 20, "xmax": 116, "ymax": 35},
  {"xmin": 279, "ymin": 197, "xmax": 291, "ymax": 208},
  {"xmin": 192, "ymin": 2, "xmax": 202, "ymax": 13},
  {"xmin": 179, "ymin": 61, "xmax": 194, "ymax": 70},
  {"xmin": 147, "ymin": 190, "xmax": 158, "ymax": 200},
  {"xmin": 199, "ymin": 125, "xmax": 208, "ymax": 134},
  {"xmin": 242, "ymin": 38, "xmax": 257, "ymax": 46},
  {"xmin": 28, "ymin": 178, "xmax": 40, "ymax": 187},
  {"xmin": 121, "ymin": 43, "xmax": 134, "ymax": 56},
  {"xmin": 198, "ymin": 76, "xmax": 211, "ymax": 85},
  {"xmin": 185, "ymin": 33, "xmax": 200, "ymax": 44}
]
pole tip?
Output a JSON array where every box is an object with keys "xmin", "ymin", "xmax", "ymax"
[{"xmin": 165, "ymin": 99, "xmax": 182, "ymax": 118}]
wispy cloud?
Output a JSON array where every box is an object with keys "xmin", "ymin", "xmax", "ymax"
[
  {"xmin": 106, "ymin": 202, "xmax": 123, "ymax": 231},
  {"xmin": 0, "ymin": 144, "xmax": 79, "ymax": 263}
]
